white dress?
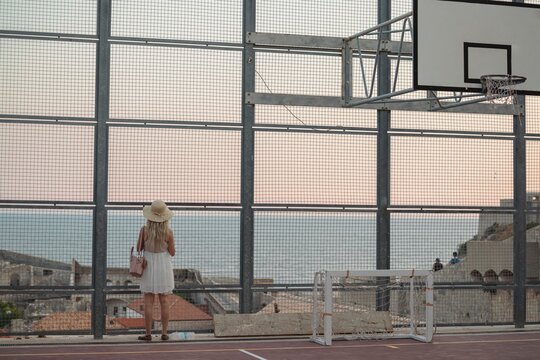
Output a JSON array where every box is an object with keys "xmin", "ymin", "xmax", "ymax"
[{"xmin": 140, "ymin": 251, "xmax": 174, "ymax": 294}]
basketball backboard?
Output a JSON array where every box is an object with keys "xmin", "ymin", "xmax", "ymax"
[{"xmin": 413, "ymin": 0, "xmax": 540, "ymax": 95}]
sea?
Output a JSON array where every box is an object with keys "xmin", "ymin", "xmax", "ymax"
[{"xmin": 0, "ymin": 212, "xmax": 478, "ymax": 283}]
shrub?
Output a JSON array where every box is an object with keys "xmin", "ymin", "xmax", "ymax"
[{"xmin": 0, "ymin": 301, "xmax": 22, "ymax": 328}]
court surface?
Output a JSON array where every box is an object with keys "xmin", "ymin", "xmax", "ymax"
[{"xmin": 1, "ymin": 332, "xmax": 539, "ymax": 360}]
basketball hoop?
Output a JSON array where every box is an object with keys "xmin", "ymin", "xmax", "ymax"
[{"xmin": 480, "ymin": 74, "xmax": 526, "ymax": 104}]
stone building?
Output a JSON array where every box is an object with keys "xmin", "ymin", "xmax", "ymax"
[
  {"xmin": 464, "ymin": 224, "xmax": 540, "ymax": 281},
  {"xmin": 432, "ymin": 220, "xmax": 540, "ymax": 324},
  {"xmin": 432, "ymin": 264, "xmax": 540, "ymax": 324},
  {"xmin": 0, "ymin": 250, "xmax": 72, "ymax": 287},
  {"xmin": 478, "ymin": 192, "xmax": 540, "ymax": 235}
]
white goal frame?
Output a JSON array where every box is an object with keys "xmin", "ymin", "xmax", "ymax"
[{"xmin": 311, "ymin": 269, "xmax": 434, "ymax": 346}]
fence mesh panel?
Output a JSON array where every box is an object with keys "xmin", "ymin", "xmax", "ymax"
[
  {"xmin": 108, "ymin": 126, "xmax": 240, "ymax": 204},
  {"xmin": 391, "ymin": 135, "xmax": 514, "ymax": 207},
  {"xmin": 109, "ymin": 45, "xmax": 242, "ymax": 123},
  {"xmin": 0, "ymin": 0, "xmax": 96, "ymax": 35},
  {"xmin": 255, "ymin": 131, "xmax": 376, "ymax": 206},
  {"xmin": 0, "ymin": 293, "xmax": 93, "ymax": 334},
  {"xmin": 107, "ymin": 210, "xmax": 240, "ymax": 284},
  {"xmin": 390, "ymin": 213, "xmax": 479, "ymax": 273},
  {"xmin": 254, "ymin": 212, "xmax": 377, "ymax": 284},
  {"xmin": 111, "ymin": 0, "xmax": 242, "ymax": 43},
  {"xmin": 0, "ymin": 38, "xmax": 96, "ymax": 118},
  {"xmin": 0, "ymin": 123, "xmax": 94, "ymax": 202},
  {"xmin": 0, "ymin": 208, "xmax": 94, "ymax": 286},
  {"xmin": 255, "ymin": 105, "xmax": 377, "ymax": 129},
  {"xmin": 256, "ymin": 0, "xmax": 377, "ymax": 37}
]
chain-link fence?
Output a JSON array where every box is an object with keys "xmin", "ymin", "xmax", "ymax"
[{"xmin": 1, "ymin": 0, "xmax": 539, "ymax": 337}]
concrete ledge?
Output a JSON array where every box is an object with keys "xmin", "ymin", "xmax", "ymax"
[{"xmin": 214, "ymin": 311, "xmax": 392, "ymax": 337}]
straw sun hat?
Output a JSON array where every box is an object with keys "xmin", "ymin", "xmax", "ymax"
[{"xmin": 143, "ymin": 200, "xmax": 173, "ymax": 223}]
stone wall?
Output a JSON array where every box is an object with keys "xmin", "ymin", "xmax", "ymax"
[
  {"xmin": 465, "ymin": 240, "xmax": 539, "ymax": 280},
  {"xmin": 0, "ymin": 263, "xmax": 71, "ymax": 287},
  {"xmin": 434, "ymin": 288, "xmax": 540, "ymax": 324}
]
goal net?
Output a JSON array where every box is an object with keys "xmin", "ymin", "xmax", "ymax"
[{"xmin": 311, "ymin": 270, "xmax": 433, "ymax": 345}]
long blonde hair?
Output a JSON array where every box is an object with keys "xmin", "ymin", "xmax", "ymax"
[{"xmin": 144, "ymin": 220, "xmax": 169, "ymax": 247}]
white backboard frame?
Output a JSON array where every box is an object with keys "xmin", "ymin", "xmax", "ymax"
[{"xmin": 413, "ymin": 0, "xmax": 540, "ymax": 95}]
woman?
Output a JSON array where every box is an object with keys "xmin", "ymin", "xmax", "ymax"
[{"xmin": 136, "ymin": 200, "xmax": 176, "ymax": 341}]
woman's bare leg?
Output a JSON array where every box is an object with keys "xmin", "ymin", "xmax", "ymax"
[
  {"xmin": 158, "ymin": 294, "xmax": 169, "ymax": 335},
  {"xmin": 144, "ymin": 293, "xmax": 155, "ymax": 335}
]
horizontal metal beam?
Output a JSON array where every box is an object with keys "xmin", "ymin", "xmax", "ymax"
[
  {"xmin": 110, "ymin": 36, "xmax": 241, "ymax": 48},
  {"xmin": 107, "ymin": 201, "xmax": 241, "ymax": 208},
  {"xmin": 345, "ymin": 11, "xmax": 413, "ymax": 41},
  {"xmin": 0, "ymin": 200, "xmax": 94, "ymax": 207},
  {"xmin": 109, "ymin": 38, "xmax": 242, "ymax": 52},
  {"xmin": 0, "ymin": 288, "xmax": 94, "ymax": 295},
  {"xmin": 391, "ymin": 132, "xmax": 513, "ymax": 141},
  {"xmin": 389, "ymin": 205, "xmax": 513, "ymax": 211},
  {"xmin": 109, "ymin": 121, "xmax": 242, "ymax": 131},
  {"xmin": 0, "ymin": 32, "xmax": 97, "ymax": 43},
  {"xmin": 0, "ymin": 114, "xmax": 96, "ymax": 122},
  {"xmin": 246, "ymin": 92, "xmax": 516, "ymax": 114},
  {"xmin": 0, "ymin": 29, "xmax": 97, "ymax": 39},
  {"xmin": 109, "ymin": 118, "xmax": 241, "ymax": 127},
  {"xmin": 247, "ymin": 32, "xmax": 342, "ymax": 49},
  {"xmin": 247, "ymin": 32, "xmax": 412, "ymax": 55}
]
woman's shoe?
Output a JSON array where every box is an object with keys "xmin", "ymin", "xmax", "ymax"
[
  {"xmin": 138, "ymin": 334, "xmax": 152, "ymax": 341},
  {"xmin": 161, "ymin": 334, "xmax": 169, "ymax": 341}
]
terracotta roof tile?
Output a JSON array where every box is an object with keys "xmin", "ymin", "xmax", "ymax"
[
  {"xmin": 114, "ymin": 317, "xmax": 145, "ymax": 329},
  {"xmin": 33, "ymin": 312, "xmax": 124, "ymax": 331},
  {"xmin": 128, "ymin": 294, "xmax": 212, "ymax": 321}
]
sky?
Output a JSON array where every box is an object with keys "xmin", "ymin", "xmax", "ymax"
[{"xmin": 0, "ymin": 0, "xmax": 539, "ymax": 207}]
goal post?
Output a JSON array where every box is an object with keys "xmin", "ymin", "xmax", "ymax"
[{"xmin": 311, "ymin": 269, "xmax": 434, "ymax": 346}]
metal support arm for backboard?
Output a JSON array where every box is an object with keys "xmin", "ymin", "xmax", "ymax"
[
  {"xmin": 245, "ymin": 16, "xmax": 520, "ymax": 115},
  {"xmin": 342, "ymin": 11, "xmax": 414, "ymax": 105},
  {"xmin": 341, "ymin": 11, "xmax": 513, "ymax": 112}
]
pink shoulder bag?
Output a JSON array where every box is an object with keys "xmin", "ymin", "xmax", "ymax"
[{"xmin": 129, "ymin": 246, "xmax": 146, "ymax": 277}]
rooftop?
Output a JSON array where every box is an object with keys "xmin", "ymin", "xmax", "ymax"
[
  {"xmin": 128, "ymin": 294, "xmax": 212, "ymax": 321},
  {"xmin": 33, "ymin": 312, "xmax": 124, "ymax": 332}
]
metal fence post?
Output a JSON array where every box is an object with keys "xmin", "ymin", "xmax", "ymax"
[
  {"xmin": 513, "ymin": 94, "xmax": 526, "ymax": 328},
  {"xmin": 240, "ymin": 0, "xmax": 256, "ymax": 313},
  {"xmin": 92, "ymin": 0, "xmax": 111, "ymax": 338},
  {"xmin": 376, "ymin": 0, "xmax": 392, "ymax": 311},
  {"xmin": 512, "ymin": 0, "xmax": 526, "ymax": 329}
]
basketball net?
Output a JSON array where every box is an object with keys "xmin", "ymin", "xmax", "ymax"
[{"xmin": 480, "ymin": 75, "xmax": 525, "ymax": 105}]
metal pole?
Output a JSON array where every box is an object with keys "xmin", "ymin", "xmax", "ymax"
[
  {"xmin": 240, "ymin": 0, "xmax": 256, "ymax": 313},
  {"xmin": 513, "ymin": 94, "xmax": 526, "ymax": 328},
  {"xmin": 376, "ymin": 0, "xmax": 392, "ymax": 312},
  {"xmin": 92, "ymin": 0, "xmax": 111, "ymax": 339},
  {"xmin": 323, "ymin": 273, "xmax": 333, "ymax": 345},
  {"xmin": 512, "ymin": 0, "xmax": 526, "ymax": 329},
  {"xmin": 425, "ymin": 273, "xmax": 434, "ymax": 342}
]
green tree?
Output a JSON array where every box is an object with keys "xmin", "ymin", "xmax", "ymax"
[{"xmin": 0, "ymin": 301, "xmax": 22, "ymax": 328}]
